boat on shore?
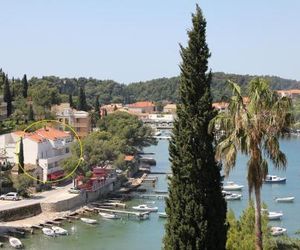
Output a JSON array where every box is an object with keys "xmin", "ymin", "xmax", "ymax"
[
  {"xmin": 225, "ymin": 193, "xmax": 242, "ymax": 201},
  {"xmin": 158, "ymin": 212, "xmax": 167, "ymax": 218},
  {"xmin": 99, "ymin": 212, "xmax": 120, "ymax": 219},
  {"xmin": 271, "ymin": 226, "xmax": 287, "ymax": 236},
  {"xmin": 42, "ymin": 228, "xmax": 56, "ymax": 237},
  {"xmin": 264, "ymin": 175, "xmax": 286, "ymax": 184},
  {"xmin": 275, "ymin": 196, "xmax": 295, "ymax": 203},
  {"xmin": 223, "ymin": 181, "xmax": 244, "ymax": 191},
  {"xmin": 9, "ymin": 237, "xmax": 23, "ymax": 249},
  {"xmin": 132, "ymin": 204, "xmax": 158, "ymax": 212},
  {"xmin": 52, "ymin": 226, "xmax": 68, "ymax": 235},
  {"xmin": 80, "ymin": 218, "xmax": 98, "ymax": 224}
]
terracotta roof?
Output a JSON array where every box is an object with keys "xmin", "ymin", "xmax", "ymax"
[
  {"xmin": 13, "ymin": 127, "xmax": 70, "ymax": 143},
  {"xmin": 124, "ymin": 155, "xmax": 134, "ymax": 161},
  {"xmin": 127, "ymin": 101, "xmax": 155, "ymax": 108},
  {"xmin": 277, "ymin": 89, "xmax": 300, "ymax": 95},
  {"xmin": 36, "ymin": 127, "xmax": 69, "ymax": 140},
  {"xmin": 212, "ymin": 102, "xmax": 229, "ymax": 109}
]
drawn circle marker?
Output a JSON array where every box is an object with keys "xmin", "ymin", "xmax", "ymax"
[{"xmin": 15, "ymin": 119, "xmax": 83, "ymax": 184}]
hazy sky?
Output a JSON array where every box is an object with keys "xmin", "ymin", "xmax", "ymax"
[{"xmin": 1, "ymin": 0, "xmax": 300, "ymax": 83}]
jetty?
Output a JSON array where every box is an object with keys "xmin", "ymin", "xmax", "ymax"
[
  {"xmin": 92, "ymin": 207, "xmax": 149, "ymax": 220},
  {"xmin": 133, "ymin": 194, "xmax": 168, "ymax": 200},
  {"xmin": 153, "ymin": 135, "xmax": 171, "ymax": 140}
]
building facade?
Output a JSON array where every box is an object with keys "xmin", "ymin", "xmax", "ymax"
[
  {"xmin": 0, "ymin": 127, "xmax": 73, "ymax": 182},
  {"xmin": 51, "ymin": 103, "xmax": 91, "ymax": 138}
]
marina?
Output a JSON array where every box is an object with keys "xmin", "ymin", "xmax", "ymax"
[{"xmin": 2, "ymin": 138, "xmax": 300, "ymax": 249}]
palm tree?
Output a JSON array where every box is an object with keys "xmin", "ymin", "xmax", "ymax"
[{"xmin": 210, "ymin": 78, "xmax": 293, "ymax": 250}]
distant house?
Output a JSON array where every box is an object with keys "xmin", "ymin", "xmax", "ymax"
[
  {"xmin": 100, "ymin": 103, "xmax": 123, "ymax": 114},
  {"xmin": 277, "ymin": 89, "xmax": 300, "ymax": 99},
  {"xmin": 163, "ymin": 103, "xmax": 177, "ymax": 114},
  {"xmin": 0, "ymin": 96, "xmax": 7, "ymax": 121},
  {"xmin": 212, "ymin": 102, "xmax": 229, "ymax": 112},
  {"xmin": 127, "ymin": 101, "xmax": 156, "ymax": 113},
  {"xmin": 51, "ymin": 103, "xmax": 91, "ymax": 138},
  {"xmin": 0, "ymin": 127, "xmax": 73, "ymax": 182}
]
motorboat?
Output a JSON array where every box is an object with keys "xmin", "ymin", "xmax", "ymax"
[
  {"xmin": 138, "ymin": 213, "xmax": 150, "ymax": 220},
  {"xmin": 225, "ymin": 193, "xmax": 242, "ymax": 201},
  {"xmin": 264, "ymin": 175, "xmax": 286, "ymax": 184},
  {"xmin": 80, "ymin": 218, "xmax": 98, "ymax": 224},
  {"xmin": 9, "ymin": 237, "xmax": 23, "ymax": 249},
  {"xmin": 271, "ymin": 226, "xmax": 287, "ymax": 236},
  {"xmin": 267, "ymin": 211, "xmax": 283, "ymax": 220},
  {"xmin": 222, "ymin": 190, "xmax": 232, "ymax": 196},
  {"xmin": 154, "ymin": 131, "xmax": 162, "ymax": 136},
  {"xmin": 42, "ymin": 227, "xmax": 56, "ymax": 237},
  {"xmin": 52, "ymin": 226, "xmax": 68, "ymax": 235},
  {"xmin": 99, "ymin": 212, "xmax": 120, "ymax": 219},
  {"xmin": 132, "ymin": 204, "xmax": 158, "ymax": 212},
  {"xmin": 158, "ymin": 212, "xmax": 168, "ymax": 218},
  {"xmin": 223, "ymin": 181, "xmax": 244, "ymax": 191},
  {"xmin": 275, "ymin": 196, "xmax": 295, "ymax": 203}
]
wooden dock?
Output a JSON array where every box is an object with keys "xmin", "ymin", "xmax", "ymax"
[{"xmin": 92, "ymin": 207, "xmax": 150, "ymax": 220}]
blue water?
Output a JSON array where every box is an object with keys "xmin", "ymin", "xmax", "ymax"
[{"xmin": 17, "ymin": 137, "xmax": 300, "ymax": 249}]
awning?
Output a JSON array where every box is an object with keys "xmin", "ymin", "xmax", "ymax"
[{"xmin": 48, "ymin": 170, "xmax": 65, "ymax": 180}]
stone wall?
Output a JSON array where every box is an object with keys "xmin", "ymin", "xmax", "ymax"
[{"xmin": 0, "ymin": 203, "xmax": 42, "ymax": 222}]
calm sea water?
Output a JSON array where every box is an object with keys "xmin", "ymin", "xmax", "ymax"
[{"xmin": 16, "ymin": 137, "xmax": 300, "ymax": 249}]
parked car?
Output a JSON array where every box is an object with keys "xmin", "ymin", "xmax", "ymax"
[
  {"xmin": 68, "ymin": 187, "xmax": 81, "ymax": 194},
  {"xmin": 0, "ymin": 192, "xmax": 20, "ymax": 201}
]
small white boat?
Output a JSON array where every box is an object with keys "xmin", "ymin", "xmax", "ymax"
[
  {"xmin": 154, "ymin": 131, "xmax": 162, "ymax": 136},
  {"xmin": 275, "ymin": 196, "xmax": 295, "ymax": 203},
  {"xmin": 222, "ymin": 190, "xmax": 232, "ymax": 196},
  {"xmin": 9, "ymin": 237, "xmax": 23, "ymax": 249},
  {"xmin": 158, "ymin": 212, "xmax": 168, "ymax": 218},
  {"xmin": 271, "ymin": 226, "xmax": 287, "ymax": 236},
  {"xmin": 99, "ymin": 212, "xmax": 120, "ymax": 219},
  {"xmin": 225, "ymin": 193, "xmax": 242, "ymax": 201},
  {"xmin": 264, "ymin": 175, "xmax": 286, "ymax": 184},
  {"xmin": 223, "ymin": 181, "xmax": 244, "ymax": 191},
  {"xmin": 132, "ymin": 204, "xmax": 158, "ymax": 212},
  {"xmin": 42, "ymin": 227, "xmax": 56, "ymax": 237},
  {"xmin": 52, "ymin": 226, "xmax": 68, "ymax": 235},
  {"xmin": 80, "ymin": 217, "xmax": 98, "ymax": 224},
  {"xmin": 268, "ymin": 211, "xmax": 283, "ymax": 220}
]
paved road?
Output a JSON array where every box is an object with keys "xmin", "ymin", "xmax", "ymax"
[{"xmin": 0, "ymin": 183, "xmax": 78, "ymax": 211}]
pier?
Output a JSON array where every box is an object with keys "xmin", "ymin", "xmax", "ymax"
[
  {"xmin": 92, "ymin": 207, "xmax": 150, "ymax": 220},
  {"xmin": 133, "ymin": 194, "xmax": 168, "ymax": 200}
]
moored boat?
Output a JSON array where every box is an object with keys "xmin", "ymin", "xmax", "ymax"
[
  {"xmin": 52, "ymin": 226, "xmax": 68, "ymax": 235},
  {"xmin": 99, "ymin": 212, "xmax": 120, "ymax": 219},
  {"xmin": 225, "ymin": 193, "xmax": 242, "ymax": 201},
  {"xmin": 264, "ymin": 175, "xmax": 286, "ymax": 184},
  {"xmin": 223, "ymin": 181, "xmax": 244, "ymax": 191},
  {"xmin": 275, "ymin": 196, "xmax": 295, "ymax": 203},
  {"xmin": 132, "ymin": 204, "xmax": 158, "ymax": 212},
  {"xmin": 268, "ymin": 211, "xmax": 283, "ymax": 220},
  {"xmin": 42, "ymin": 227, "xmax": 56, "ymax": 237},
  {"xmin": 158, "ymin": 212, "xmax": 168, "ymax": 218},
  {"xmin": 271, "ymin": 226, "xmax": 287, "ymax": 236},
  {"xmin": 9, "ymin": 237, "xmax": 23, "ymax": 249},
  {"xmin": 80, "ymin": 218, "xmax": 98, "ymax": 224}
]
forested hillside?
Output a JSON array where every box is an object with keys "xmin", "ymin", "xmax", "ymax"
[{"xmin": 1, "ymin": 70, "xmax": 300, "ymax": 105}]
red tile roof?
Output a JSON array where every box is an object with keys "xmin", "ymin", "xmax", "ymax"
[
  {"xmin": 124, "ymin": 155, "xmax": 134, "ymax": 161},
  {"xmin": 13, "ymin": 127, "xmax": 70, "ymax": 143},
  {"xmin": 127, "ymin": 101, "xmax": 155, "ymax": 108}
]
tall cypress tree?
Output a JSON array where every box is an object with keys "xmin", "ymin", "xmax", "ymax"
[
  {"xmin": 3, "ymin": 75, "xmax": 12, "ymax": 117},
  {"xmin": 69, "ymin": 94, "xmax": 74, "ymax": 108},
  {"xmin": 77, "ymin": 87, "xmax": 88, "ymax": 111},
  {"xmin": 18, "ymin": 137, "xmax": 24, "ymax": 174},
  {"xmin": 164, "ymin": 5, "xmax": 227, "ymax": 249},
  {"xmin": 94, "ymin": 95, "xmax": 100, "ymax": 120},
  {"xmin": 28, "ymin": 104, "xmax": 34, "ymax": 121},
  {"xmin": 22, "ymin": 74, "xmax": 28, "ymax": 98}
]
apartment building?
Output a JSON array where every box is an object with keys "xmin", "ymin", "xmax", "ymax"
[
  {"xmin": 0, "ymin": 127, "xmax": 73, "ymax": 182},
  {"xmin": 51, "ymin": 103, "xmax": 91, "ymax": 138}
]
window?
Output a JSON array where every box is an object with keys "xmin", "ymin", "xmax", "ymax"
[
  {"xmin": 66, "ymin": 148, "xmax": 69, "ymax": 153},
  {"xmin": 76, "ymin": 127, "xmax": 80, "ymax": 132}
]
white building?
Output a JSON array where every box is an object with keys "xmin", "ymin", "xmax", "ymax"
[
  {"xmin": 147, "ymin": 114, "xmax": 174, "ymax": 123},
  {"xmin": 0, "ymin": 127, "xmax": 73, "ymax": 182}
]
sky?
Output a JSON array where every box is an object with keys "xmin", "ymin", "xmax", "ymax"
[{"xmin": 1, "ymin": 0, "xmax": 300, "ymax": 83}]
